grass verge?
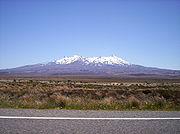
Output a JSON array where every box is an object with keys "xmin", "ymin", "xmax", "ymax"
[{"xmin": 0, "ymin": 98, "xmax": 179, "ymax": 110}]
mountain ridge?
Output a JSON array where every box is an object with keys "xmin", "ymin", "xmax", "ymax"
[
  {"xmin": 54, "ymin": 55, "xmax": 131, "ymax": 66},
  {"xmin": 0, "ymin": 55, "xmax": 180, "ymax": 77}
]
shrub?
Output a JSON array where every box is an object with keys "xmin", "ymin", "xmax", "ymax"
[{"xmin": 127, "ymin": 96, "xmax": 140, "ymax": 108}]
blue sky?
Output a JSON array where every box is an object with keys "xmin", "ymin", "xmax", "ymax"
[{"xmin": 0, "ymin": 0, "xmax": 180, "ymax": 70}]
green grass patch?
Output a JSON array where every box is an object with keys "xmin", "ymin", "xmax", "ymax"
[{"xmin": 0, "ymin": 98, "xmax": 179, "ymax": 110}]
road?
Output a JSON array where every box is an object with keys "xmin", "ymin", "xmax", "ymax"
[{"xmin": 0, "ymin": 109, "xmax": 180, "ymax": 134}]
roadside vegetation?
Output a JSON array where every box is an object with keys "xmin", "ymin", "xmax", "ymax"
[{"xmin": 0, "ymin": 80, "xmax": 179, "ymax": 110}]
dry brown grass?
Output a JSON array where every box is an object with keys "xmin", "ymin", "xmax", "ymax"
[
  {"xmin": 127, "ymin": 96, "xmax": 141, "ymax": 107},
  {"xmin": 0, "ymin": 80, "xmax": 179, "ymax": 110}
]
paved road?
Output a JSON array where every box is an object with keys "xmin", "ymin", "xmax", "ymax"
[{"xmin": 0, "ymin": 109, "xmax": 180, "ymax": 134}]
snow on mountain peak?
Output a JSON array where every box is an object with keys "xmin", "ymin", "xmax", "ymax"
[
  {"xmin": 55, "ymin": 55, "xmax": 86, "ymax": 64},
  {"xmin": 55, "ymin": 55, "xmax": 131, "ymax": 65}
]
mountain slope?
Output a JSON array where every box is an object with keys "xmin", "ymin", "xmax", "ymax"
[{"xmin": 0, "ymin": 55, "xmax": 180, "ymax": 77}]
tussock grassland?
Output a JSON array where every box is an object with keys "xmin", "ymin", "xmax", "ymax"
[{"xmin": 0, "ymin": 80, "xmax": 180, "ymax": 110}]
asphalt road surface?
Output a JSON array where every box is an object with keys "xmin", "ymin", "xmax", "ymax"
[{"xmin": 0, "ymin": 109, "xmax": 180, "ymax": 134}]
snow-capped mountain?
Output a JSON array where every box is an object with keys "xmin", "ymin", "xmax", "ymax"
[
  {"xmin": 55, "ymin": 55, "xmax": 131, "ymax": 65},
  {"xmin": 0, "ymin": 55, "xmax": 180, "ymax": 77}
]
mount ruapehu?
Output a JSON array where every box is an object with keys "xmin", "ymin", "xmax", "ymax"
[{"xmin": 0, "ymin": 55, "xmax": 180, "ymax": 77}]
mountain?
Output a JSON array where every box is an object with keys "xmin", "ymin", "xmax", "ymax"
[
  {"xmin": 0, "ymin": 55, "xmax": 180, "ymax": 77},
  {"xmin": 55, "ymin": 55, "xmax": 130, "ymax": 65}
]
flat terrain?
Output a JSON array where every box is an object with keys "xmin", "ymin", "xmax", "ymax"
[
  {"xmin": 1, "ymin": 75, "xmax": 180, "ymax": 83},
  {"xmin": 0, "ymin": 77, "xmax": 180, "ymax": 110},
  {"xmin": 0, "ymin": 109, "xmax": 180, "ymax": 134}
]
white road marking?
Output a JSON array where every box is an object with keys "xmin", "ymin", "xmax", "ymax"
[{"xmin": 0, "ymin": 116, "xmax": 180, "ymax": 120}]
